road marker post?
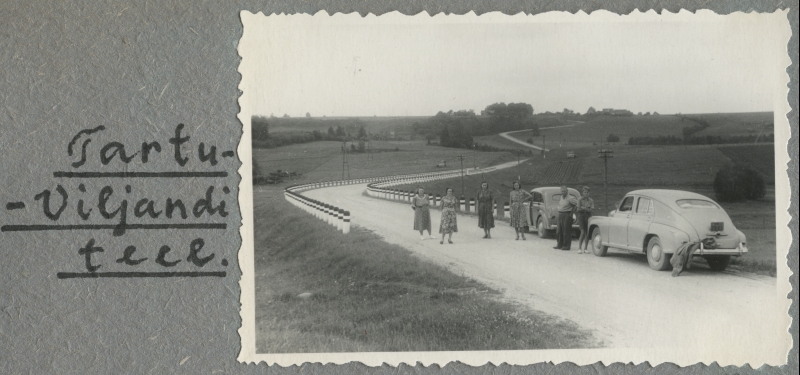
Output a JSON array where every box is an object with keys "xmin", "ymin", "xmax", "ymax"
[{"xmin": 343, "ymin": 211, "xmax": 351, "ymax": 234}]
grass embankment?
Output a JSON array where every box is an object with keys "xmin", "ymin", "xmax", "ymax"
[{"xmin": 253, "ymin": 188, "xmax": 596, "ymax": 353}]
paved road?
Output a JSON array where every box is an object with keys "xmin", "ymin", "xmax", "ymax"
[{"xmin": 302, "ymin": 182, "xmax": 782, "ymax": 361}]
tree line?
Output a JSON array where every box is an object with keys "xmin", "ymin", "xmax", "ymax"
[
  {"xmin": 252, "ymin": 116, "xmax": 370, "ymax": 149},
  {"xmin": 412, "ymin": 102, "xmax": 540, "ymax": 150}
]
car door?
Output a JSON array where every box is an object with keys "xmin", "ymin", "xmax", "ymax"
[
  {"xmin": 627, "ymin": 197, "xmax": 654, "ymax": 250},
  {"xmin": 608, "ymin": 196, "xmax": 635, "ymax": 247},
  {"xmin": 529, "ymin": 191, "xmax": 544, "ymax": 225}
]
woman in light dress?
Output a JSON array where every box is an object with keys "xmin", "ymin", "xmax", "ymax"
[
  {"xmin": 509, "ymin": 181, "xmax": 533, "ymax": 240},
  {"xmin": 438, "ymin": 187, "xmax": 458, "ymax": 244}
]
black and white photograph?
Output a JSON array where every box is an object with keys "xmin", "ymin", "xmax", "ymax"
[{"xmin": 237, "ymin": 10, "xmax": 792, "ymax": 366}]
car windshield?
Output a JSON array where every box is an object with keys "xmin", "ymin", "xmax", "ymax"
[{"xmin": 676, "ymin": 199, "xmax": 719, "ymax": 209}]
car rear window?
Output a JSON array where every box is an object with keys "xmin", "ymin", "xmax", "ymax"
[{"xmin": 676, "ymin": 199, "xmax": 719, "ymax": 209}]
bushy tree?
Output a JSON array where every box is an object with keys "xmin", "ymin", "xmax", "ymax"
[
  {"xmin": 607, "ymin": 133, "xmax": 620, "ymax": 143},
  {"xmin": 252, "ymin": 156, "xmax": 263, "ymax": 183},
  {"xmin": 251, "ymin": 116, "xmax": 270, "ymax": 141},
  {"xmin": 714, "ymin": 165, "xmax": 766, "ymax": 202}
]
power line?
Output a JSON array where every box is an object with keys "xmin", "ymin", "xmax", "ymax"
[
  {"xmin": 597, "ymin": 149, "xmax": 614, "ymax": 212},
  {"xmin": 456, "ymin": 154, "xmax": 467, "ymax": 197}
]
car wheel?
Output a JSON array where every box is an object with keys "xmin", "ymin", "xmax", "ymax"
[
  {"xmin": 704, "ymin": 255, "xmax": 731, "ymax": 271},
  {"xmin": 646, "ymin": 236, "xmax": 672, "ymax": 271},
  {"xmin": 591, "ymin": 227, "xmax": 607, "ymax": 257},
  {"xmin": 537, "ymin": 218, "xmax": 548, "ymax": 239}
]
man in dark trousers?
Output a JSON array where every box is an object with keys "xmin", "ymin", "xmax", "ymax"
[{"xmin": 554, "ymin": 185, "xmax": 578, "ymax": 250}]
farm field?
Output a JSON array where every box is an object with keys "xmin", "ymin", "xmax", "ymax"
[
  {"xmin": 261, "ymin": 116, "xmax": 429, "ymax": 135},
  {"xmin": 253, "ymin": 140, "xmax": 518, "ymax": 185},
  {"xmin": 506, "ymin": 112, "xmax": 773, "ymax": 146},
  {"xmin": 688, "ymin": 112, "xmax": 773, "ymax": 137},
  {"xmin": 535, "ymin": 115, "xmax": 686, "ymax": 144}
]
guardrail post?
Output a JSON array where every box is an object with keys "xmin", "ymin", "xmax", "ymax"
[
  {"xmin": 343, "ymin": 211, "xmax": 351, "ymax": 234},
  {"xmin": 504, "ymin": 201, "xmax": 510, "ymax": 218},
  {"xmin": 458, "ymin": 196, "xmax": 465, "ymax": 212},
  {"xmin": 469, "ymin": 198, "xmax": 475, "ymax": 213}
]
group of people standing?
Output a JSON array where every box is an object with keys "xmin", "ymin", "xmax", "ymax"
[{"xmin": 410, "ymin": 183, "xmax": 595, "ymax": 251}]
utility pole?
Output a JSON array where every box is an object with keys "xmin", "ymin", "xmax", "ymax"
[
  {"xmin": 597, "ymin": 149, "xmax": 614, "ymax": 212},
  {"xmin": 457, "ymin": 154, "xmax": 467, "ymax": 197},
  {"xmin": 542, "ymin": 135, "xmax": 546, "ymax": 159},
  {"xmin": 341, "ymin": 137, "xmax": 351, "ymax": 180}
]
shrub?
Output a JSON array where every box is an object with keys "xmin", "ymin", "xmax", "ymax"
[
  {"xmin": 713, "ymin": 165, "xmax": 767, "ymax": 202},
  {"xmin": 606, "ymin": 133, "xmax": 620, "ymax": 143}
]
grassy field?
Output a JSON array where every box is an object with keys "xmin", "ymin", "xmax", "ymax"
[
  {"xmin": 688, "ymin": 112, "xmax": 773, "ymax": 137},
  {"xmin": 253, "ymin": 187, "xmax": 597, "ymax": 352},
  {"xmin": 538, "ymin": 115, "xmax": 686, "ymax": 145},
  {"xmin": 261, "ymin": 116, "xmax": 429, "ymax": 135},
  {"xmin": 253, "ymin": 140, "xmax": 518, "ymax": 185}
]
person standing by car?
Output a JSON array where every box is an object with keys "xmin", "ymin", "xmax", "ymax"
[
  {"xmin": 477, "ymin": 181, "xmax": 495, "ymax": 239},
  {"xmin": 439, "ymin": 187, "xmax": 458, "ymax": 244},
  {"xmin": 577, "ymin": 186, "xmax": 595, "ymax": 253},
  {"xmin": 412, "ymin": 187, "xmax": 434, "ymax": 240},
  {"xmin": 509, "ymin": 181, "xmax": 533, "ymax": 240},
  {"xmin": 554, "ymin": 185, "xmax": 579, "ymax": 250}
]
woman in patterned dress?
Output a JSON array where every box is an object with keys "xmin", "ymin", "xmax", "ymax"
[
  {"xmin": 438, "ymin": 187, "xmax": 458, "ymax": 244},
  {"xmin": 412, "ymin": 187, "xmax": 434, "ymax": 240},
  {"xmin": 476, "ymin": 181, "xmax": 495, "ymax": 239},
  {"xmin": 509, "ymin": 181, "xmax": 533, "ymax": 240}
]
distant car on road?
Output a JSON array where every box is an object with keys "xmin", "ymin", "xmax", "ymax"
[
  {"xmin": 566, "ymin": 151, "xmax": 576, "ymax": 158},
  {"xmin": 525, "ymin": 187, "xmax": 582, "ymax": 238},
  {"xmin": 587, "ymin": 189, "xmax": 748, "ymax": 271}
]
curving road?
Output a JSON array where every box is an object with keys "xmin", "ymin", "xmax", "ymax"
[
  {"xmin": 499, "ymin": 122, "xmax": 582, "ymax": 151},
  {"xmin": 302, "ymin": 181, "xmax": 783, "ymax": 363}
]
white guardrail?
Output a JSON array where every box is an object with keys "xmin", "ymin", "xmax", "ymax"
[{"xmin": 284, "ymin": 169, "xmax": 464, "ymax": 234}]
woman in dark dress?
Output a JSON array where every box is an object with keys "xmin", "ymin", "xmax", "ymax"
[
  {"xmin": 412, "ymin": 187, "xmax": 434, "ymax": 240},
  {"xmin": 476, "ymin": 181, "xmax": 495, "ymax": 239}
]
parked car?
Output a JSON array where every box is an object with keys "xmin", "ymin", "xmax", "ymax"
[
  {"xmin": 587, "ymin": 189, "xmax": 748, "ymax": 271},
  {"xmin": 525, "ymin": 187, "xmax": 582, "ymax": 238}
]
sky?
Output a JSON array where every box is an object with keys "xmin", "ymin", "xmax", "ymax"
[{"xmin": 239, "ymin": 10, "xmax": 788, "ymax": 117}]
